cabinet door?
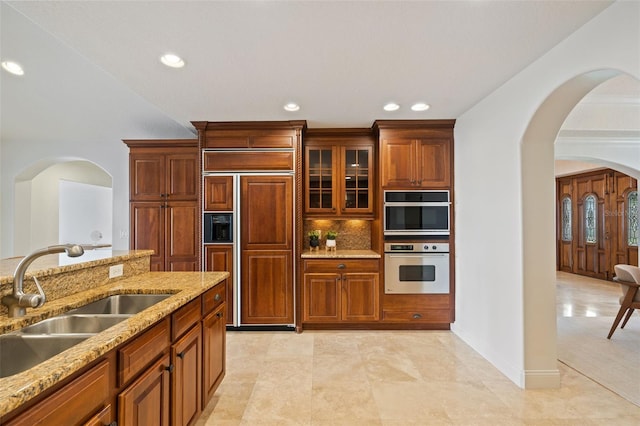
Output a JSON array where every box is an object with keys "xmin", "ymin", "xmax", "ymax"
[
  {"xmin": 241, "ymin": 250, "xmax": 293, "ymax": 324},
  {"xmin": 380, "ymin": 139, "xmax": 416, "ymax": 188},
  {"xmin": 166, "ymin": 153, "xmax": 198, "ymax": 200},
  {"xmin": 166, "ymin": 202, "xmax": 198, "ymax": 271},
  {"xmin": 241, "ymin": 175, "xmax": 293, "ymax": 251},
  {"xmin": 303, "ymin": 273, "xmax": 341, "ymax": 322},
  {"xmin": 342, "ymin": 273, "xmax": 379, "ymax": 321},
  {"xmin": 202, "ymin": 304, "xmax": 226, "ymax": 407},
  {"xmin": 83, "ymin": 404, "xmax": 113, "ymax": 426},
  {"xmin": 130, "ymin": 153, "xmax": 165, "ymax": 201},
  {"xmin": 305, "ymin": 146, "xmax": 337, "ymax": 214},
  {"xmin": 118, "ymin": 355, "xmax": 171, "ymax": 426},
  {"xmin": 341, "ymin": 145, "xmax": 374, "ymax": 215},
  {"xmin": 204, "ymin": 245, "xmax": 234, "ymax": 324},
  {"xmin": 416, "ymin": 139, "xmax": 451, "ymax": 188},
  {"xmin": 131, "ymin": 202, "xmax": 164, "ymax": 271},
  {"xmin": 172, "ymin": 324, "xmax": 202, "ymax": 426},
  {"xmin": 203, "ymin": 175, "xmax": 234, "ymax": 211}
]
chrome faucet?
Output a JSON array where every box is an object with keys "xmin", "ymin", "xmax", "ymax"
[{"xmin": 2, "ymin": 244, "xmax": 85, "ymax": 317}]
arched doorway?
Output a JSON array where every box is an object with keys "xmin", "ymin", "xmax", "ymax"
[
  {"xmin": 520, "ymin": 69, "xmax": 639, "ymax": 387},
  {"xmin": 13, "ymin": 159, "xmax": 112, "ymax": 256}
]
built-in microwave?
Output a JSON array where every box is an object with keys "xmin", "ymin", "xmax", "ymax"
[{"xmin": 383, "ymin": 190, "xmax": 450, "ymax": 236}]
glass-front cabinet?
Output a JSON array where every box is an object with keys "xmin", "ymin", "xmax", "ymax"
[{"xmin": 304, "ymin": 131, "xmax": 374, "ymax": 218}]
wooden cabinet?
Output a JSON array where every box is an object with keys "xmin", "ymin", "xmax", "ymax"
[
  {"xmin": 302, "ymin": 259, "xmax": 379, "ymax": 323},
  {"xmin": 202, "ymin": 304, "xmax": 226, "ymax": 407},
  {"xmin": 204, "ymin": 245, "xmax": 234, "ymax": 324},
  {"xmin": 375, "ymin": 120, "xmax": 454, "ymax": 189},
  {"xmin": 172, "ymin": 323, "xmax": 202, "ymax": 426},
  {"xmin": 124, "ymin": 139, "xmax": 200, "ymax": 271},
  {"xmin": 4, "ymin": 361, "xmax": 111, "ymax": 426},
  {"xmin": 240, "ymin": 175, "xmax": 294, "ymax": 325},
  {"xmin": 118, "ymin": 355, "xmax": 171, "ymax": 426},
  {"xmin": 304, "ymin": 129, "xmax": 375, "ymax": 217},
  {"xmin": 131, "ymin": 201, "xmax": 198, "ymax": 271}
]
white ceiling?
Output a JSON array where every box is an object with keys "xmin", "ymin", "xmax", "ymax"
[{"xmin": 0, "ymin": 0, "xmax": 620, "ymax": 144}]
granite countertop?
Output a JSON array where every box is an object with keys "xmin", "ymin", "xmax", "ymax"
[
  {"xmin": 0, "ymin": 249, "xmax": 154, "ymax": 285},
  {"xmin": 0, "ymin": 270, "xmax": 228, "ymax": 418},
  {"xmin": 300, "ymin": 249, "xmax": 380, "ymax": 259}
]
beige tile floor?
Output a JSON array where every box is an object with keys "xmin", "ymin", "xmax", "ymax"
[{"xmin": 196, "ymin": 274, "xmax": 640, "ymax": 425}]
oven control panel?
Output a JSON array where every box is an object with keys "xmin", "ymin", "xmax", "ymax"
[{"xmin": 384, "ymin": 243, "xmax": 449, "ymax": 253}]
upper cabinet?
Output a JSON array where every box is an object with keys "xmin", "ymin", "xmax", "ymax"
[
  {"xmin": 125, "ymin": 140, "xmax": 199, "ymax": 201},
  {"xmin": 304, "ymin": 129, "xmax": 375, "ymax": 218},
  {"xmin": 375, "ymin": 120, "xmax": 455, "ymax": 190}
]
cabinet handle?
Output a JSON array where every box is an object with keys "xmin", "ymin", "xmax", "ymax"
[
  {"xmin": 337, "ymin": 263, "xmax": 345, "ymax": 269},
  {"xmin": 214, "ymin": 293, "xmax": 221, "ymax": 301},
  {"xmin": 177, "ymin": 351, "xmax": 185, "ymax": 359},
  {"xmin": 216, "ymin": 311, "xmax": 223, "ymax": 318},
  {"xmin": 412, "ymin": 313, "xmax": 423, "ymax": 319},
  {"xmin": 165, "ymin": 364, "xmax": 174, "ymax": 373}
]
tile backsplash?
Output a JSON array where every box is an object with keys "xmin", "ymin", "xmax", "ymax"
[{"xmin": 303, "ymin": 220, "xmax": 371, "ymax": 250}]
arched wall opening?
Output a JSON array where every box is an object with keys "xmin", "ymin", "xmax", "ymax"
[
  {"xmin": 13, "ymin": 158, "xmax": 113, "ymax": 256},
  {"xmin": 520, "ymin": 69, "xmax": 628, "ymax": 387}
]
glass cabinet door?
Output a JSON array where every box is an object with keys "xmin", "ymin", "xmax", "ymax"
[
  {"xmin": 306, "ymin": 147, "xmax": 335, "ymax": 211},
  {"xmin": 341, "ymin": 146, "xmax": 373, "ymax": 214}
]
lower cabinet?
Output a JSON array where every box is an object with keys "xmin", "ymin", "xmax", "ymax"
[
  {"xmin": 302, "ymin": 259, "xmax": 380, "ymax": 324},
  {"xmin": 172, "ymin": 323, "xmax": 202, "ymax": 426},
  {"xmin": 202, "ymin": 304, "xmax": 226, "ymax": 407},
  {"xmin": 118, "ymin": 355, "xmax": 171, "ymax": 426}
]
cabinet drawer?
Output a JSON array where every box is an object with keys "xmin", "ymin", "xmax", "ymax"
[
  {"xmin": 203, "ymin": 151, "xmax": 294, "ymax": 171},
  {"xmin": 6, "ymin": 360, "xmax": 110, "ymax": 426},
  {"xmin": 118, "ymin": 318, "xmax": 170, "ymax": 387},
  {"xmin": 203, "ymin": 130, "xmax": 296, "ymax": 148},
  {"xmin": 172, "ymin": 298, "xmax": 201, "ymax": 340},
  {"xmin": 303, "ymin": 259, "xmax": 379, "ymax": 273},
  {"xmin": 202, "ymin": 285, "xmax": 225, "ymax": 315},
  {"xmin": 383, "ymin": 310, "xmax": 451, "ymax": 322}
]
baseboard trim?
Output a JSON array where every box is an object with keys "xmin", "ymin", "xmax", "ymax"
[{"xmin": 522, "ymin": 369, "xmax": 561, "ymax": 389}]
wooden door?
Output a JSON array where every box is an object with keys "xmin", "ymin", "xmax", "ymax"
[
  {"xmin": 172, "ymin": 324, "xmax": 202, "ymax": 426},
  {"xmin": 416, "ymin": 139, "xmax": 451, "ymax": 188},
  {"xmin": 165, "ymin": 202, "xmax": 198, "ymax": 271},
  {"xmin": 202, "ymin": 305, "xmax": 226, "ymax": 407},
  {"xmin": 380, "ymin": 138, "xmax": 416, "ymax": 188},
  {"xmin": 241, "ymin": 251, "xmax": 293, "ymax": 324},
  {"xmin": 131, "ymin": 202, "xmax": 164, "ymax": 271},
  {"xmin": 118, "ymin": 355, "xmax": 171, "ymax": 426},
  {"xmin": 130, "ymin": 153, "xmax": 165, "ymax": 201},
  {"xmin": 575, "ymin": 173, "xmax": 608, "ymax": 279},
  {"xmin": 611, "ymin": 173, "xmax": 639, "ymax": 268},
  {"xmin": 556, "ymin": 178, "xmax": 574, "ymax": 272},
  {"xmin": 203, "ymin": 175, "xmax": 234, "ymax": 211},
  {"xmin": 303, "ymin": 273, "xmax": 341, "ymax": 322},
  {"xmin": 342, "ymin": 273, "xmax": 379, "ymax": 321},
  {"xmin": 166, "ymin": 152, "xmax": 198, "ymax": 200},
  {"xmin": 205, "ymin": 245, "xmax": 234, "ymax": 324}
]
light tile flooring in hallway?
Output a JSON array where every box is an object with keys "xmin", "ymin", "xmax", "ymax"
[{"xmin": 196, "ymin": 273, "xmax": 640, "ymax": 425}]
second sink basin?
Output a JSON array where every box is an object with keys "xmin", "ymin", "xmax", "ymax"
[
  {"xmin": 67, "ymin": 294, "xmax": 173, "ymax": 315},
  {"xmin": 19, "ymin": 314, "xmax": 131, "ymax": 335}
]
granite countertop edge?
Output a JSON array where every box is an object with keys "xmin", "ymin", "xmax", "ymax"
[
  {"xmin": 0, "ymin": 270, "xmax": 228, "ymax": 418},
  {"xmin": 300, "ymin": 249, "xmax": 381, "ymax": 259}
]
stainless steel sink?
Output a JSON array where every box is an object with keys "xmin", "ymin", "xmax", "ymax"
[
  {"xmin": 0, "ymin": 293, "xmax": 173, "ymax": 378},
  {"xmin": 18, "ymin": 314, "xmax": 131, "ymax": 335},
  {"xmin": 66, "ymin": 294, "xmax": 172, "ymax": 315},
  {"xmin": 0, "ymin": 334, "xmax": 89, "ymax": 378}
]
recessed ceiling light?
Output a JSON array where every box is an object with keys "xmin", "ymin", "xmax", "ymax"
[
  {"xmin": 383, "ymin": 103, "xmax": 400, "ymax": 112},
  {"xmin": 160, "ymin": 53, "xmax": 185, "ymax": 68},
  {"xmin": 411, "ymin": 102, "xmax": 430, "ymax": 112},
  {"xmin": 1, "ymin": 60, "xmax": 24, "ymax": 76},
  {"xmin": 284, "ymin": 102, "xmax": 300, "ymax": 112}
]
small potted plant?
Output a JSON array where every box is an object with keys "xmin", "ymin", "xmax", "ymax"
[
  {"xmin": 308, "ymin": 230, "xmax": 320, "ymax": 251},
  {"xmin": 325, "ymin": 230, "xmax": 337, "ymax": 252}
]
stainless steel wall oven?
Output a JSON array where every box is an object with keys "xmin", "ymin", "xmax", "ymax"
[{"xmin": 384, "ymin": 242, "xmax": 450, "ymax": 294}]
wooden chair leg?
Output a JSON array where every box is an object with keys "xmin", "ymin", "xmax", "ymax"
[
  {"xmin": 608, "ymin": 306, "xmax": 630, "ymax": 339},
  {"xmin": 620, "ymin": 308, "xmax": 635, "ymax": 329}
]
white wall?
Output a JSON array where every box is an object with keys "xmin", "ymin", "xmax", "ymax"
[
  {"xmin": 453, "ymin": 0, "xmax": 640, "ymax": 388},
  {"xmin": 59, "ymin": 180, "xmax": 112, "ymax": 247}
]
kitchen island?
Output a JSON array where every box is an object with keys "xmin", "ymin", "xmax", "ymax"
[{"xmin": 0, "ymin": 250, "xmax": 228, "ymax": 425}]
